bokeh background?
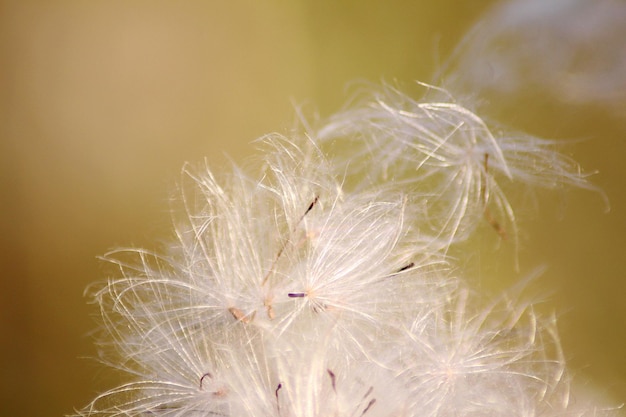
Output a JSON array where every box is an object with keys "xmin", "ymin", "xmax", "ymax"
[{"xmin": 1, "ymin": 1, "xmax": 624, "ymax": 415}]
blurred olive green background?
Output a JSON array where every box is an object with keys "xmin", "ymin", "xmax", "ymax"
[{"xmin": 1, "ymin": 1, "xmax": 624, "ymax": 415}]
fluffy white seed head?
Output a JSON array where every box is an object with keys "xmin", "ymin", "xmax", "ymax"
[
  {"xmin": 77, "ymin": 86, "xmax": 617, "ymax": 417},
  {"xmin": 391, "ymin": 286, "xmax": 571, "ymax": 417},
  {"xmin": 79, "ymin": 134, "xmax": 444, "ymax": 416},
  {"xmin": 316, "ymin": 83, "xmax": 602, "ymax": 250}
]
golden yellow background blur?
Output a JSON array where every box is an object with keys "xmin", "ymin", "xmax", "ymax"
[{"xmin": 1, "ymin": 1, "xmax": 624, "ymax": 415}]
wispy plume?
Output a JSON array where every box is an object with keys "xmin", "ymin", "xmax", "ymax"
[
  {"xmin": 439, "ymin": 0, "xmax": 626, "ymax": 119},
  {"xmin": 76, "ymin": 85, "xmax": 616, "ymax": 416},
  {"xmin": 316, "ymin": 82, "xmax": 601, "ymax": 252}
]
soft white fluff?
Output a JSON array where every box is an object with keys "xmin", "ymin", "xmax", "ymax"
[
  {"xmin": 316, "ymin": 83, "xmax": 601, "ymax": 251},
  {"xmin": 76, "ymin": 87, "xmax": 615, "ymax": 417}
]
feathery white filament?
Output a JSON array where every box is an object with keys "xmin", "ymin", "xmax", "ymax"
[{"xmin": 316, "ymin": 83, "xmax": 602, "ymax": 249}]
